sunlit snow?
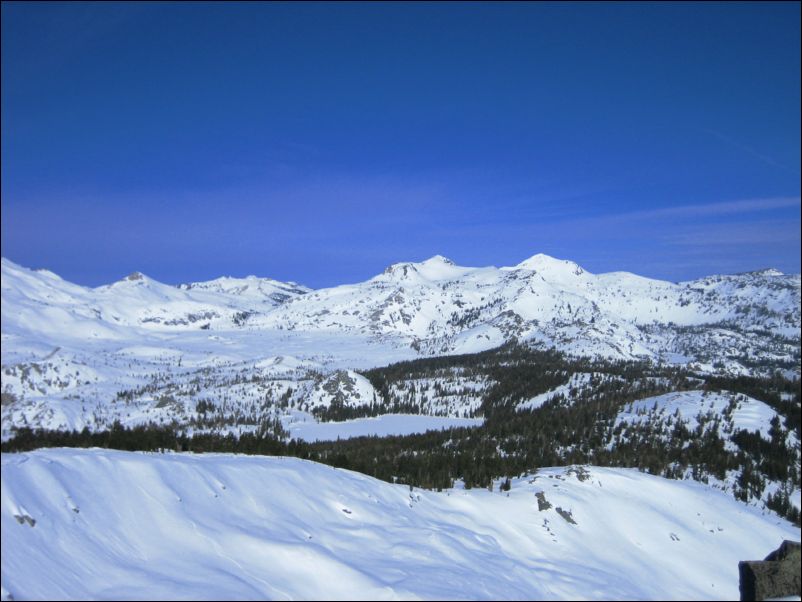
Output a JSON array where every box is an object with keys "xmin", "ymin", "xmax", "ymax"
[{"xmin": 2, "ymin": 449, "xmax": 799, "ymax": 600}]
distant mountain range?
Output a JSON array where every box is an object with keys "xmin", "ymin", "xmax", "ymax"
[{"xmin": 2, "ymin": 254, "xmax": 799, "ymax": 373}]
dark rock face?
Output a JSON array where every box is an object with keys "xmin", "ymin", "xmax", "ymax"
[
  {"xmin": 535, "ymin": 491, "xmax": 552, "ymax": 512},
  {"xmin": 739, "ymin": 540, "xmax": 801, "ymax": 601}
]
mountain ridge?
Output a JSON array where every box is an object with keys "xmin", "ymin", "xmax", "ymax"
[{"xmin": 2, "ymin": 254, "xmax": 799, "ymax": 371}]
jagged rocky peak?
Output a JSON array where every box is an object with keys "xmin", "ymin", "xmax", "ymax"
[
  {"xmin": 124, "ymin": 271, "xmax": 146, "ymax": 282},
  {"xmin": 383, "ymin": 262, "xmax": 420, "ymax": 277},
  {"xmin": 742, "ymin": 268, "xmax": 785, "ymax": 277}
]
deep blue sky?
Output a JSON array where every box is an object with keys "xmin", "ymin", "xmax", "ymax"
[{"xmin": 2, "ymin": 2, "xmax": 800, "ymax": 287}]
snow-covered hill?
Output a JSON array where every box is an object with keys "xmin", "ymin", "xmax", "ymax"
[
  {"xmin": 2, "ymin": 448, "xmax": 799, "ymax": 601},
  {"xmin": 612, "ymin": 389, "xmax": 801, "ymax": 508},
  {"xmin": 616, "ymin": 390, "xmax": 793, "ymax": 449}
]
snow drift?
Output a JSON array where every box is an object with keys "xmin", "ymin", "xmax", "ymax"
[{"xmin": 2, "ymin": 449, "xmax": 799, "ymax": 600}]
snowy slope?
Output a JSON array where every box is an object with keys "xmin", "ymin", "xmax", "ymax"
[
  {"xmin": 2, "ymin": 449, "xmax": 799, "ymax": 601},
  {"xmin": 517, "ymin": 372, "xmax": 595, "ymax": 412},
  {"xmin": 612, "ymin": 389, "xmax": 801, "ymax": 508},
  {"xmin": 616, "ymin": 390, "xmax": 790, "ymax": 446}
]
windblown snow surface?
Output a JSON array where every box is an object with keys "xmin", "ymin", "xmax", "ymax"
[{"xmin": 2, "ymin": 449, "xmax": 799, "ymax": 601}]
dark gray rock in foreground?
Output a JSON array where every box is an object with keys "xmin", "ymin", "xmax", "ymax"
[{"xmin": 739, "ymin": 540, "xmax": 801, "ymax": 601}]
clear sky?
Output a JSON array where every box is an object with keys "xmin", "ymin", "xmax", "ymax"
[{"xmin": 2, "ymin": 2, "xmax": 800, "ymax": 288}]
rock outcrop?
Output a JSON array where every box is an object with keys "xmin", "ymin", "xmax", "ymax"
[{"xmin": 738, "ymin": 540, "xmax": 801, "ymax": 601}]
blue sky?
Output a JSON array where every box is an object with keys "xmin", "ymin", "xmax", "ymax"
[{"xmin": 2, "ymin": 2, "xmax": 799, "ymax": 287}]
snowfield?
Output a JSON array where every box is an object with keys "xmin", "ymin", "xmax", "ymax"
[{"xmin": 2, "ymin": 449, "xmax": 799, "ymax": 601}]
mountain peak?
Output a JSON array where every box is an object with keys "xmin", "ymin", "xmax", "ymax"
[
  {"xmin": 380, "ymin": 255, "xmax": 469, "ymax": 283},
  {"xmin": 382, "ymin": 262, "xmax": 418, "ymax": 276},
  {"xmin": 514, "ymin": 253, "xmax": 586, "ymax": 276},
  {"xmin": 420, "ymin": 255, "xmax": 455, "ymax": 266},
  {"xmin": 383, "ymin": 255, "xmax": 455, "ymax": 273},
  {"xmin": 103, "ymin": 271, "xmax": 158, "ymax": 289},
  {"xmin": 743, "ymin": 268, "xmax": 784, "ymax": 277}
]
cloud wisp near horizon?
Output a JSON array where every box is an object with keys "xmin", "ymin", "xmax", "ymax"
[{"xmin": 2, "ymin": 175, "xmax": 799, "ymax": 287}]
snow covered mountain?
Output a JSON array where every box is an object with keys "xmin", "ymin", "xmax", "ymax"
[
  {"xmin": 1, "ymin": 254, "xmax": 799, "ymax": 439},
  {"xmin": 3, "ymin": 254, "xmax": 798, "ymax": 369},
  {"xmin": 1, "ymin": 258, "xmax": 310, "ymax": 341},
  {"xmin": 177, "ymin": 274, "xmax": 311, "ymax": 305},
  {"xmin": 257, "ymin": 253, "xmax": 800, "ymax": 366},
  {"xmin": 2, "ymin": 448, "xmax": 799, "ymax": 601}
]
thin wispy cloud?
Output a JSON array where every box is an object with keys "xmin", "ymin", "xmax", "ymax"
[
  {"xmin": 600, "ymin": 196, "xmax": 801, "ymax": 224},
  {"xmin": 663, "ymin": 219, "xmax": 801, "ymax": 248},
  {"xmin": 703, "ymin": 129, "xmax": 801, "ymax": 176}
]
